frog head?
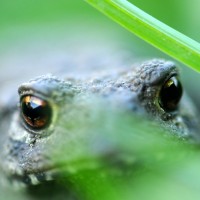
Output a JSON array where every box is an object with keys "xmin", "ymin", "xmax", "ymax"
[{"xmin": 3, "ymin": 60, "xmax": 200, "ymax": 186}]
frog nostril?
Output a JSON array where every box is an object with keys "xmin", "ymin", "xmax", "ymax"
[
  {"xmin": 159, "ymin": 76, "xmax": 183, "ymax": 112},
  {"xmin": 20, "ymin": 95, "xmax": 52, "ymax": 130}
]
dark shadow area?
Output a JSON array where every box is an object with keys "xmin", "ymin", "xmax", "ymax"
[{"xmin": 26, "ymin": 181, "xmax": 79, "ymax": 200}]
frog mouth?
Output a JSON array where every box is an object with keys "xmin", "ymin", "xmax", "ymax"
[
  {"xmin": 4, "ymin": 153, "xmax": 59, "ymax": 186},
  {"xmin": 9, "ymin": 168, "xmax": 59, "ymax": 186}
]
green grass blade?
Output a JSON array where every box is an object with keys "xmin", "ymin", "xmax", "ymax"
[{"xmin": 85, "ymin": 0, "xmax": 200, "ymax": 73}]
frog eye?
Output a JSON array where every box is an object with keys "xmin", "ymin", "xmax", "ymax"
[
  {"xmin": 20, "ymin": 95, "xmax": 52, "ymax": 130},
  {"xmin": 159, "ymin": 76, "xmax": 183, "ymax": 111}
]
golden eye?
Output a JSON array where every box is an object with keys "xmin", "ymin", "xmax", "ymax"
[
  {"xmin": 20, "ymin": 95, "xmax": 52, "ymax": 130},
  {"xmin": 159, "ymin": 76, "xmax": 183, "ymax": 112}
]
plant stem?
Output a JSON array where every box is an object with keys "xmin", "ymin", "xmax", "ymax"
[{"xmin": 85, "ymin": 0, "xmax": 200, "ymax": 72}]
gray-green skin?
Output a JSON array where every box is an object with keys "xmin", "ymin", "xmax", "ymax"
[{"xmin": 0, "ymin": 59, "xmax": 200, "ymax": 186}]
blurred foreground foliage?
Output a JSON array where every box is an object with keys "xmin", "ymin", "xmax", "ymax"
[{"xmin": 51, "ymin": 99, "xmax": 200, "ymax": 200}]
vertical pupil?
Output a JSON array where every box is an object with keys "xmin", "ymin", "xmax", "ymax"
[{"xmin": 21, "ymin": 96, "xmax": 51, "ymax": 129}]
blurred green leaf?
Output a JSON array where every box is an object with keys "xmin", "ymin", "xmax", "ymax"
[
  {"xmin": 85, "ymin": 0, "xmax": 200, "ymax": 73},
  {"xmin": 48, "ymin": 98, "xmax": 200, "ymax": 200}
]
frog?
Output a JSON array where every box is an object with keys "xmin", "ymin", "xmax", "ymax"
[{"xmin": 0, "ymin": 58, "xmax": 200, "ymax": 188}]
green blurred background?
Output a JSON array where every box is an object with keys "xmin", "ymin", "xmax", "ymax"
[
  {"xmin": 1, "ymin": 0, "xmax": 200, "ymax": 107},
  {"xmin": 0, "ymin": 0, "xmax": 200, "ymax": 101}
]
